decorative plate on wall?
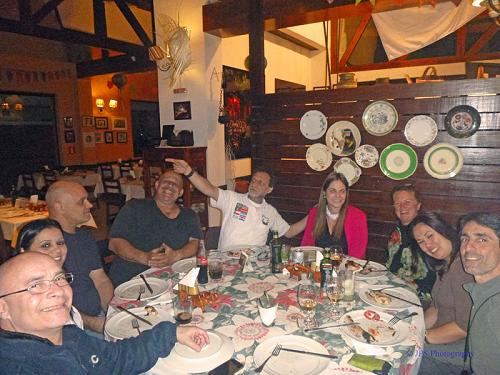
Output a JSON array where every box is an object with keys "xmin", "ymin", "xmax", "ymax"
[
  {"xmin": 362, "ymin": 100, "xmax": 398, "ymax": 136},
  {"xmin": 444, "ymin": 105, "xmax": 481, "ymax": 138},
  {"xmin": 423, "ymin": 143, "xmax": 463, "ymax": 179},
  {"xmin": 306, "ymin": 143, "xmax": 332, "ymax": 171},
  {"xmin": 300, "ymin": 110, "xmax": 328, "ymax": 140},
  {"xmin": 355, "ymin": 144, "xmax": 379, "ymax": 168},
  {"xmin": 379, "ymin": 143, "xmax": 418, "ymax": 180},
  {"xmin": 325, "ymin": 120, "xmax": 361, "ymax": 157},
  {"xmin": 404, "ymin": 115, "xmax": 438, "ymax": 147},
  {"xmin": 334, "ymin": 157, "xmax": 362, "ymax": 186}
]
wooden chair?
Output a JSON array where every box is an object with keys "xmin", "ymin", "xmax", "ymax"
[
  {"xmin": 101, "ymin": 179, "xmax": 126, "ymax": 224},
  {"xmin": 100, "ymin": 164, "xmax": 114, "ymax": 181},
  {"xmin": 119, "ymin": 163, "xmax": 132, "ymax": 178},
  {"xmin": 41, "ymin": 170, "xmax": 57, "ymax": 187},
  {"xmin": 20, "ymin": 173, "xmax": 37, "ymax": 196}
]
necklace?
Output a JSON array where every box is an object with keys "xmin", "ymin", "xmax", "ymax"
[{"xmin": 326, "ymin": 207, "xmax": 339, "ymax": 220}]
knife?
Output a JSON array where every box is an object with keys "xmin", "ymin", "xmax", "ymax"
[
  {"xmin": 117, "ymin": 306, "xmax": 153, "ymax": 326},
  {"xmin": 379, "ymin": 291, "xmax": 421, "ymax": 307},
  {"xmin": 140, "ymin": 274, "xmax": 154, "ymax": 295},
  {"xmin": 304, "ymin": 322, "xmax": 360, "ymax": 332},
  {"xmin": 280, "ymin": 347, "xmax": 337, "ymax": 359}
]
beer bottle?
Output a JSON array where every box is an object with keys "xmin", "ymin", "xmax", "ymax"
[
  {"xmin": 320, "ymin": 248, "xmax": 333, "ymax": 288},
  {"xmin": 270, "ymin": 230, "xmax": 282, "ymax": 273}
]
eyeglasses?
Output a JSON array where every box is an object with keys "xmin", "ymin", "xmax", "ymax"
[{"xmin": 0, "ymin": 273, "xmax": 73, "ymax": 299}]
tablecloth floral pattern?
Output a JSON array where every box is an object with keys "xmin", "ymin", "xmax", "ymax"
[{"xmin": 109, "ymin": 256, "xmax": 424, "ymax": 375}]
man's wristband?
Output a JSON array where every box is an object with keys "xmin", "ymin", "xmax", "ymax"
[{"xmin": 185, "ymin": 169, "xmax": 195, "ymax": 178}]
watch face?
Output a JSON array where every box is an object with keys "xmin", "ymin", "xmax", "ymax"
[{"xmin": 444, "ymin": 105, "xmax": 481, "ymax": 138}]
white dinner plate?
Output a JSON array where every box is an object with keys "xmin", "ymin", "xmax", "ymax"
[
  {"xmin": 340, "ymin": 309, "xmax": 410, "ymax": 346},
  {"xmin": 423, "ymin": 143, "xmax": 463, "ymax": 180},
  {"xmin": 221, "ymin": 245, "xmax": 261, "ymax": 259},
  {"xmin": 254, "ymin": 335, "xmax": 330, "ymax": 375},
  {"xmin": 114, "ymin": 277, "xmax": 170, "ymax": 301},
  {"xmin": 333, "ymin": 157, "xmax": 361, "ymax": 186},
  {"xmin": 105, "ymin": 306, "xmax": 172, "ymax": 340},
  {"xmin": 300, "ymin": 110, "xmax": 328, "ymax": 140},
  {"xmin": 149, "ymin": 331, "xmax": 234, "ymax": 374},
  {"xmin": 352, "ymin": 261, "xmax": 387, "ymax": 279},
  {"xmin": 355, "ymin": 144, "xmax": 379, "ymax": 168},
  {"xmin": 362, "ymin": 101, "xmax": 398, "ymax": 136},
  {"xmin": 404, "ymin": 115, "xmax": 438, "ymax": 147},
  {"xmin": 325, "ymin": 121, "xmax": 361, "ymax": 157},
  {"xmin": 171, "ymin": 257, "xmax": 197, "ymax": 274},
  {"xmin": 358, "ymin": 284, "xmax": 420, "ymax": 309},
  {"xmin": 306, "ymin": 143, "xmax": 333, "ymax": 171}
]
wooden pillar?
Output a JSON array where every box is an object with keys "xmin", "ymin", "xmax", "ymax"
[{"xmin": 248, "ymin": 0, "xmax": 265, "ymax": 97}]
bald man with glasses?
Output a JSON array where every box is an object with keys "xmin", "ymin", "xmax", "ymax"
[{"xmin": 0, "ymin": 252, "xmax": 208, "ymax": 374}]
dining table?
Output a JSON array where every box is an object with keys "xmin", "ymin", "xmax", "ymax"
[
  {"xmin": 119, "ymin": 178, "xmax": 145, "ymax": 201},
  {"xmin": 106, "ymin": 248, "xmax": 425, "ymax": 375}
]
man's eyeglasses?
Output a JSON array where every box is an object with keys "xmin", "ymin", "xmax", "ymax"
[{"xmin": 0, "ymin": 273, "xmax": 73, "ymax": 299}]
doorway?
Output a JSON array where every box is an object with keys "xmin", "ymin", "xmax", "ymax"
[{"xmin": 130, "ymin": 100, "xmax": 160, "ymax": 157}]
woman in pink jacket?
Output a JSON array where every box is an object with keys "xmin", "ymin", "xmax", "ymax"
[{"xmin": 301, "ymin": 172, "xmax": 368, "ymax": 259}]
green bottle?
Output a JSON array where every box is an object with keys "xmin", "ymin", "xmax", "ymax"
[
  {"xmin": 270, "ymin": 230, "xmax": 282, "ymax": 273},
  {"xmin": 320, "ymin": 249, "xmax": 332, "ymax": 288}
]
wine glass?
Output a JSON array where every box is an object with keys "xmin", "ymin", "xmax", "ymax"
[
  {"xmin": 330, "ymin": 247, "xmax": 344, "ymax": 271},
  {"xmin": 326, "ymin": 273, "xmax": 345, "ymax": 320},
  {"xmin": 297, "ymin": 284, "xmax": 318, "ymax": 329}
]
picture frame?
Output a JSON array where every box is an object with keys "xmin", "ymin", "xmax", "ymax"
[
  {"xmin": 95, "ymin": 132, "xmax": 104, "ymax": 144},
  {"xmin": 95, "ymin": 116, "xmax": 109, "ymax": 129},
  {"xmin": 82, "ymin": 132, "xmax": 95, "ymax": 148},
  {"xmin": 173, "ymin": 101, "xmax": 192, "ymax": 120},
  {"xmin": 116, "ymin": 131, "xmax": 128, "ymax": 143},
  {"xmin": 82, "ymin": 115, "xmax": 94, "ymax": 129},
  {"xmin": 63, "ymin": 117, "xmax": 73, "ymax": 129},
  {"xmin": 64, "ymin": 130, "xmax": 75, "ymax": 143},
  {"xmin": 104, "ymin": 131, "xmax": 114, "ymax": 144},
  {"xmin": 112, "ymin": 117, "xmax": 127, "ymax": 130}
]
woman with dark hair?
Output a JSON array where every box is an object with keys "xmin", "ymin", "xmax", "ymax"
[
  {"xmin": 16, "ymin": 219, "xmax": 67, "ymax": 266},
  {"xmin": 411, "ymin": 212, "xmax": 473, "ymax": 374},
  {"xmin": 16, "ymin": 219, "xmax": 83, "ymax": 329},
  {"xmin": 301, "ymin": 172, "xmax": 367, "ymax": 258}
]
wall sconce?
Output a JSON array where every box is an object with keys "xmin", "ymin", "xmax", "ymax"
[
  {"xmin": 96, "ymin": 98, "xmax": 105, "ymax": 112},
  {"xmin": 108, "ymin": 99, "xmax": 118, "ymax": 109}
]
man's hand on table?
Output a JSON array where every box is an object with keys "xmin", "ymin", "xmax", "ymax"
[
  {"xmin": 147, "ymin": 243, "xmax": 179, "ymax": 268},
  {"xmin": 176, "ymin": 326, "xmax": 210, "ymax": 352}
]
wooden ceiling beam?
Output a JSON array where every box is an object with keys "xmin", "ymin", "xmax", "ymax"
[
  {"xmin": 76, "ymin": 52, "xmax": 154, "ymax": 77},
  {"xmin": 338, "ymin": 14, "xmax": 371, "ymax": 69},
  {"xmin": 31, "ymin": 0, "xmax": 64, "ymax": 25},
  {"xmin": 114, "ymin": 0, "xmax": 152, "ymax": 46},
  {"xmin": 465, "ymin": 22, "xmax": 499, "ymax": 57}
]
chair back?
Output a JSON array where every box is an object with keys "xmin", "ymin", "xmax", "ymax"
[
  {"xmin": 22, "ymin": 173, "xmax": 35, "ymax": 189},
  {"xmin": 100, "ymin": 164, "xmax": 114, "ymax": 180},
  {"xmin": 119, "ymin": 164, "xmax": 132, "ymax": 178},
  {"xmin": 103, "ymin": 179, "xmax": 122, "ymax": 195},
  {"xmin": 41, "ymin": 171, "xmax": 57, "ymax": 187}
]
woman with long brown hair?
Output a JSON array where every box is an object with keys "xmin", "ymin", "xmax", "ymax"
[{"xmin": 301, "ymin": 172, "xmax": 367, "ymax": 258}]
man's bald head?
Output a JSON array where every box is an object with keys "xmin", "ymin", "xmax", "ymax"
[
  {"xmin": 46, "ymin": 181, "xmax": 92, "ymax": 231},
  {"xmin": 0, "ymin": 252, "xmax": 72, "ymax": 344}
]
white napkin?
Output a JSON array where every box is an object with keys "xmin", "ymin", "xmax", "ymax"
[{"xmin": 173, "ymin": 267, "xmax": 200, "ymax": 291}]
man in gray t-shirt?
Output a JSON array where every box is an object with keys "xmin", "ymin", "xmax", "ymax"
[{"xmin": 108, "ymin": 170, "xmax": 202, "ymax": 286}]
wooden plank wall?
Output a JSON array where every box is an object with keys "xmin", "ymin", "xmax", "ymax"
[{"xmin": 251, "ymin": 79, "xmax": 500, "ymax": 263}]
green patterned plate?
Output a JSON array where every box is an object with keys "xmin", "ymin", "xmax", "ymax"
[
  {"xmin": 423, "ymin": 143, "xmax": 463, "ymax": 179},
  {"xmin": 379, "ymin": 143, "xmax": 418, "ymax": 180}
]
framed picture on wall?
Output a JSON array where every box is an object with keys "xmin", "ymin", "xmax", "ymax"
[
  {"xmin": 64, "ymin": 130, "xmax": 75, "ymax": 143},
  {"xmin": 95, "ymin": 116, "xmax": 109, "ymax": 129},
  {"xmin": 117, "ymin": 132, "xmax": 128, "ymax": 143},
  {"xmin": 105, "ymin": 131, "xmax": 114, "ymax": 144},
  {"xmin": 83, "ymin": 132, "xmax": 95, "ymax": 148},
  {"xmin": 82, "ymin": 116, "xmax": 94, "ymax": 129},
  {"xmin": 173, "ymin": 101, "xmax": 192, "ymax": 120},
  {"xmin": 112, "ymin": 117, "xmax": 127, "ymax": 130},
  {"xmin": 95, "ymin": 132, "xmax": 104, "ymax": 144},
  {"xmin": 64, "ymin": 117, "xmax": 73, "ymax": 129}
]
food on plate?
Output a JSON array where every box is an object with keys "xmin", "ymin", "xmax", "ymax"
[
  {"xmin": 344, "ymin": 313, "xmax": 395, "ymax": 343},
  {"xmin": 144, "ymin": 305, "xmax": 158, "ymax": 316},
  {"xmin": 359, "ymin": 265, "xmax": 379, "ymax": 275},
  {"xmin": 346, "ymin": 260, "xmax": 362, "ymax": 271},
  {"xmin": 366, "ymin": 290, "xmax": 392, "ymax": 305},
  {"xmin": 227, "ymin": 247, "xmax": 255, "ymax": 257}
]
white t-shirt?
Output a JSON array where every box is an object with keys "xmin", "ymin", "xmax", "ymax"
[{"xmin": 211, "ymin": 189, "xmax": 290, "ymax": 249}]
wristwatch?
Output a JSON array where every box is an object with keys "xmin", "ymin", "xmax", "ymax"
[{"xmin": 185, "ymin": 169, "xmax": 195, "ymax": 178}]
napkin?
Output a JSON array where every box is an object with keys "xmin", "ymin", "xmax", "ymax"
[
  {"xmin": 173, "ymin": 267, "xmax": 200, "ymax": 291},
  {"xmin": 316, "ymin": 250, "xmax": 324, "ymax": 264}
]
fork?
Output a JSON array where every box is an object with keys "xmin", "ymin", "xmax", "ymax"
[
  {"xmin": 388, "ymin": 312, "xmax": 418, "ymax": 326},
  {"xmin": 137, "ymin": 285, "xmax": 145, "ymax": 301},
  {"xmin": 255, "ymin": 344, "xmax": 281, "ymax": 373},
  {"xmin": 131, "ymin": 319, "xmax": 141, "ymax": 335}
]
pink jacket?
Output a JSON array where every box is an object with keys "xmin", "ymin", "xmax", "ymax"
[{"xmin": 300, "ymin": 205, "xmax": 368, "ymax": 259}]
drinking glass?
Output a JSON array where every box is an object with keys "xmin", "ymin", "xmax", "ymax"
[
  {"xmin": 326, "ymin": 273, "xmax": 345, "ymax": 320},
  {"xmin": 330, "ymin": 247, "xmax": 344, "ymax": 270},
  {"xmin": 297, "ymin": 284, "xmax": 318, "ymax": 329},
  {"xmin": 208, "ymin": 254, "xmax": 223, "ymax": 282},
  {"xmin": 173, "ymin": 295, "xmax": 193, "ymax": 324}
]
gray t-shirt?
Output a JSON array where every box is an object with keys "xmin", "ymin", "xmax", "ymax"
[{"xmin": 108, "ymin": 198, "xmax": 202, "ymax": 286}]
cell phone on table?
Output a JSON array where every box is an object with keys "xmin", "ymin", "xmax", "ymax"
[{"xmin": 208, "ymin": 358, "xmax": 244, "ymax": 375}]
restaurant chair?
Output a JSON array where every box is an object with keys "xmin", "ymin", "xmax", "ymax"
[
  {"xmin": 97, "ymin": 239, "xmax": 114, "ymax": 273},
  {"xmin": 101, "ymin": 179, "xmax": 126, "ymax": 224},
  {"xmin": 100, "ymin": 164, "xmax": 114, "ymax": 181},
  {"xmin": 41, "ymin": 170, "xmax": 57, "ymax": 187},
  {"xmin": 20, "ymin": 173, "xmax": 37, "ymax": 196},
  {"xmin": 119, "ymin": 164, "xmax": 132, "ymax": 178},
  {"xmin": 205, "ymin": 226, "xmax": 221, "ymax": 251}
]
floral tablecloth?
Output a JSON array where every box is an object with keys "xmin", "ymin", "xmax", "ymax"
[{"xmin": 108, "ymin": 257, "xmax": 424, "ymax": 375}]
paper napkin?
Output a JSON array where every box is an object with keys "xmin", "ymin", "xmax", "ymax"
[{"xmin": 173, "ymin": 267, "xmax": 200, "ymax": 291}]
